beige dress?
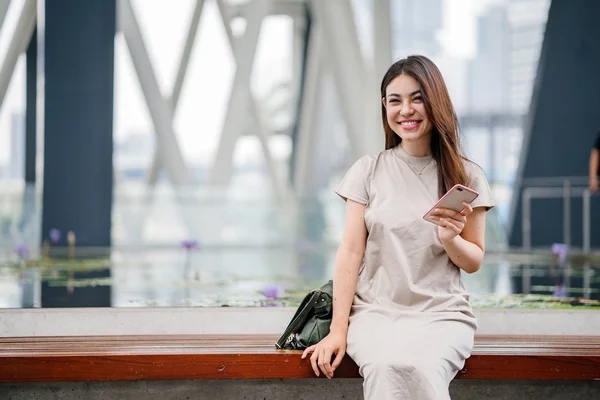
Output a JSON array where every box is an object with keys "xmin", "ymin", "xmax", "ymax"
[{"xmin": 336, "ymin": 145, "xmax": 494, "ymax": 400}]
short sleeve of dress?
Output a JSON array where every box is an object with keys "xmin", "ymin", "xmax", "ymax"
[
  {"xmin": 336, "ymin": 156, "xmax": 371, "ymax": 205},
  {"xmin": 466, "ymin": 162, "xmax": 495, "ymax": 211},
  {"xmin": 594, "ymin": 131, "xmax": 600, "ymax": 150}
]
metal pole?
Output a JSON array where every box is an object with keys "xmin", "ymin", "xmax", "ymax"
[
  {"xmin": 522, "ymin": 189, "xmax": 531, "ymax": 294},
  {"xmin": 563, "ymin": 180, "xmax": 571, "ymax": 245},
  {"xmin": 562, "ymin": 180, "xmax": 571, "ymax": 294},
  {"xmin": 583, "ymin": 188, "xmax": 591, "ymax": 299}
]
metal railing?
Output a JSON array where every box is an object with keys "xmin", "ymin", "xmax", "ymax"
[{"xmin": 521, "ymin": 177, "xmax": 595, "ymax": 298}]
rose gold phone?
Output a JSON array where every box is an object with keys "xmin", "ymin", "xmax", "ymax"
[{"xmin": 423, "ymin": 184, "xmax": 479, "ymax": 225}]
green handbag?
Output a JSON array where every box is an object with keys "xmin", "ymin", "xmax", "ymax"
[{"xmin": 275, "ymin": 280, "xmax": 333, "ymax": 350}]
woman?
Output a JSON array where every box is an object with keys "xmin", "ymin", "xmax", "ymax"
[{"xmin": 301, "ymin": 55, "xmax": 494, "ymax": 399}]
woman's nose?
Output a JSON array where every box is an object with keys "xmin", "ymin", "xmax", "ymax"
[{"xmin": 400, "ymin": 102, "xmax": 413, "ymax": 116}]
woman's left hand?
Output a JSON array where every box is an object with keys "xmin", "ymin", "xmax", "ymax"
[{"xmin": 431, "ymin": 201, "xmax": 473, "ymax": 243}]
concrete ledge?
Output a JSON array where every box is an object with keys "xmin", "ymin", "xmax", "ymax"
[
  {"xmin": 1, "ymin": 307, "xmax": 599, "ymax": 337},
  {"xmin": 2, "ymin": 379, "xmax": 600, "ymax": 400}
]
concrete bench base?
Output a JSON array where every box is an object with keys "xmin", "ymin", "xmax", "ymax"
[{"xmin": 2, "ymin": 379, "xmax": 600, "ymax": 400}]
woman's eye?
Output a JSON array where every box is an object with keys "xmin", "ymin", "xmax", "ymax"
[{"xmin": 413, "ymin": 97, "xmax": 423, "ymax": 102}]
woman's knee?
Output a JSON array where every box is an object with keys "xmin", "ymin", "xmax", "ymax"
[{"xmin": 361, "ymin": 355, "xmax": 442, "ymax": 385}]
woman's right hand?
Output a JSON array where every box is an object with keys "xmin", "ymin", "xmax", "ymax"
[{"xmin": 301, "ymin": 331, "xmax": 347, "ymax": 379}]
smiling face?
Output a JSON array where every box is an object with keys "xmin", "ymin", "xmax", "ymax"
[{"xmin": 382, "ymin": 74, "xmax": 433, "ymax": 149}]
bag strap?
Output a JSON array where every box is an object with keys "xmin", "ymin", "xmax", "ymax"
[{"xmin": 275, "ymin": 290, "xmax": 321, "ymax": 349}]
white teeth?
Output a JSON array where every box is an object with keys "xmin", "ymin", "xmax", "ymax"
[{"xmin": 401, "ymin": 121, "xmax": 418, "ymax": 126}]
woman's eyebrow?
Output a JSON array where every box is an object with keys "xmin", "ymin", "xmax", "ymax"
[{"xmin": 387, "ymin": 90, "xmax": 422, "ymax": 98}]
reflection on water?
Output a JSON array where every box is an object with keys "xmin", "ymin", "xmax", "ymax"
[
  {"xmin": 1, "ymin": 182, "xmax": 599, "ymax": 309},
  {"xmin": 1, "ymin": 248, "xmax": 599, "ymax": 309}
]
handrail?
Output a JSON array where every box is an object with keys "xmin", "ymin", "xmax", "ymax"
[
  {"xmin": 521, "ymin": 179, "xmax": 594, "ymax": 298},
  {"xmin": 521, "ymin": 176, "xmax": 590, "ymax": 187}
]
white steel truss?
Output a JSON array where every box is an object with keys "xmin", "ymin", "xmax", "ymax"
[
  {"xmin": 118, "ymin": 0, "xmax": 194, "ymax": 186},
  {"xmin": 0, "ymin": 0, "xmax": 36, "ymax": 112},
  {"xmin": 211, "ymin": 0, "xmax": 291, "ymax": 201},
  {"xmin": 0, "ymin": 0, "xmax": 394, "ymax": 241}
]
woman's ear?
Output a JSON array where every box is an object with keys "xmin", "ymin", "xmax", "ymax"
[{"xmin": 381, "ymin": 97, "xmax": 387, "ymax": 108}]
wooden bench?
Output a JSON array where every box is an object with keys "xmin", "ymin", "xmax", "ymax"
[{"xmin": 1, "ymin": 335, "xmax": 599, "ymax": 382}]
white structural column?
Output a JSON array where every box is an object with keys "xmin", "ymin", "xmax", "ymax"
[
  {"xmin": 290, "ymin": 15, "xmax": 306, "ymax": 125},
  {"xmin": 0, "ymin": 0, "xmax": 11, "ymax": 33},
  {"xmin": 118, "ymin": 0, "xmax": 193, "ymax": 185},
  {"xmin": 292, "ymin": 21, "xmax": 324, "ymax": 197},
  {"xmin": 368, "ymin": 0, "xmax": 392, "ymax": 148},
  {"xmin": 146, "ymin": 0, "xmax": 205, "ymax": 186},
  {"xmin": 310, "ymin": 0, "xmax": 376, "ymax": 157},
  {"xmin": 373, "ymin": 0, "xmax": 393, "ymax": 80},
  {"xmin": 0, "ymin": 0, "xmax": 36, "ymax": 112},
  {"xmin": 208, "ymin": 0, "xmax": 271, "ymax": 187},
  {"xmin": 214, "ymin": 0, "xmax": 289, "ymax": 201}
]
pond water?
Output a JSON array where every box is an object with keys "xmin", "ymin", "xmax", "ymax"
[{"xmin": 1, "ymin": 247, "xmax": 599, "ymax": 309}]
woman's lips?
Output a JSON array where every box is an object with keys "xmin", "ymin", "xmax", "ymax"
[{"xmin": 399, "ymin": 120, "xmax": 421, "ymax": 131}]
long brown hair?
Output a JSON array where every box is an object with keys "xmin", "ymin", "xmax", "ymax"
[{"xmin": 381, "ymin": 55, "xmax": 468, "ymax": 197}]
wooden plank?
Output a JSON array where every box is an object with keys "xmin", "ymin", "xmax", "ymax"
[
  {"xmin": 1, "ymin": 335, "xmax": 599, "ymax": 382},
  {"xmin": 459, "ymin": 355, "xmax": 600, "ymax": 380},
  {"xmin": 2, "ymin": 334, "xmax": 600, "ymax": 356}
]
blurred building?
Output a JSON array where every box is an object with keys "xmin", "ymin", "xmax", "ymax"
[
  {"xmin": 390, "ymin": 0, "xmax": 443, "ymax": 59},
  {"xmin": 466, "ymin": 0, "xmax": 550, "ymax": 114},
  {"xmin": 468, "ymin": 6, "xmax": 511, "ymax": 112},
  {"xmin": 508, "ymin": 0, "xmax": 551, "ymax": 113}
]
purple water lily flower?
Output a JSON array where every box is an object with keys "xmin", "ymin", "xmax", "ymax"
[
  {"xmin": 15, "ymin": 243, "xmax": 29, "ymax": 259},
  {"xmin": 551, "ymin": 243, "xmax": 568, "ymax": 265},
  {"xmin": 262, "ymin": 284, "xmax": 284, "ymax": 300},
  {"xmin": 553, "ymin": 284, "xmax": 567, "ymax": 298},
  {"xmin": 181, "ymin": 239, "xmax": 199, "ymax": 250},
  {"xmin": 49, "ymin": 229, "xmax": 61, "ymax": 244}
]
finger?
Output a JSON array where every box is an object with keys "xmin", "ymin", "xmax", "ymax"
[
  {"xmin": 302, "ymin": 345, "xmax": 316, "ymax": 359},
  {"xmin": 321, "ymin": 349, "xmax": 334, "ymax": 378},
  {"xmin": 318, "ymin": 348, "xmax": 331, "ymax": 378},
  {"xmin": 331, "ymin": 349, "xmax": 346, "ymax": 371},
  {"xmin": 438, "ymin": 210, "xmax": 466, "ymax": 225},
  {"xmin": 310, "ymin": 351, "xmax": 320, "ymax": 377},
  {"xmin": 440, "ymin": 218, "xmax": 462, "ymax": 234},
  {"xmin": 448, "ymin": 212, "xmax": 467, "ymax": 224},
  {"xmin": 434, "ymin": 208, "xmax": 462, "ymax": 220},
  {"xmin": 461, "ymin": 202, "xmax": 473, "ymax": 215}
]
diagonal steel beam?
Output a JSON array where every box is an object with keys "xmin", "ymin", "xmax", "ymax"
[
  {"xmin": 118, "ymin": 0, "xmax": 202, "ymax": 239},
  {"xmin": 292, "ymin": 21, "xmax": 324, "ymax": 197},
  {"xmin": 171, "ymin": 0, "xmax": 205, "ymax": 113},
  {"xmin": 0, "ymin": 0, "xmax": 11, "ymax": 33},
  {"xmin": 146, "ymin": 0, "xmax": 205, "ymax": 186},
  {"xmin": 215, "ymin": 0, "xmax": 289, "ymax": 200},
  {"xmin": 310, "ymin": 0, "xmax": 377, "ymax": 157},
  {"xmin": 118, "ymin": 0, "xmax": 193, "ymax": 186},
  {"xmin": 208, "ymin": 0, "xmax": 271, "ymax": 187},
  {"xmin": 0, "ymin": 0, "xmax": 36, "ymax": 112}
]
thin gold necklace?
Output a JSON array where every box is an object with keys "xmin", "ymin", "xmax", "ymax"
[
  {"xmin": 406, "ymin": 158, "xmax": 433, "ymax": 175},
  {"xmin": 399, "ymin": 145, "xmax": 433, "ymax": 175}
]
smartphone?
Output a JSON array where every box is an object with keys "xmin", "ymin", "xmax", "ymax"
[{"xmin": 423, "ymin": 184, "xmax": 479, "ymax": 225}]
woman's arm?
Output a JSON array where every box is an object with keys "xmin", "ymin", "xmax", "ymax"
[
  {"xmin": 330, "ymin": 199, "xmax": 368, "ymax": 335},
  {"xmin": 301, "ymin": 199, "xmax": 367, "ymax": 378},
  {"xmin": 431, "ymin": 204, "xmax": 486, "ymax": 274}
]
